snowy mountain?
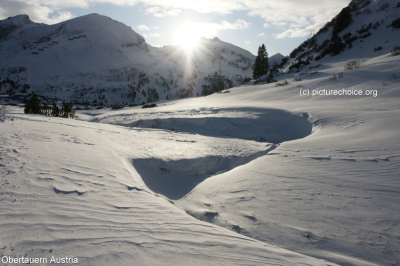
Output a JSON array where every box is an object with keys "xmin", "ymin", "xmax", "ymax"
[
  {"xmin": 269, "ymin": 53, "xmax": 285, "ymax": 67},
  {"xmin": 284, "ymin": 0, "xmax": 400, "ymax": 72},
  {"xmin": 0, "ymin": 14, "xmax": 257, "ymax": 106}
]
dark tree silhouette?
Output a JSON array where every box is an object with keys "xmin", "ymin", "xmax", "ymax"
[
  {"xmin": 253, "ymin": 44, "xmax": 269, "ymax": 79},
  {"xmin": 24, "ymin": 93, "xmax": 41, "ymax": 114}
]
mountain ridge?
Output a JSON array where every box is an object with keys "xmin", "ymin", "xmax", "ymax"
[
  {"xmin": 0, "ymin": 13, "xmax": 259, "ymax": 106},
  {"xmin": 284, "ymin": 0, "xmax": 399, "ymax": 72},
  {"xmin": 2, "ymin": 0, "xmax": 397, "ymax": 106}
]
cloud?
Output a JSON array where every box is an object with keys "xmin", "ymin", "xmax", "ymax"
[
  {"xmin": 257, "ymin": 33, "xmax": 264, "ymax": 37},
  {"xmin": 137, "ymin": 25, "xmax": 160, "ymax": 39},
  {"xmin": 173, "ymin": 19, "xmax": 250, "ymax": 45},
  {"xmin": 145, "ymin": 6, "xmax": 181, "ymax": 17},
  {"xmin": 149, "ymin": 32, "xmax": 160, "ymax": 37},
  {"xmin": 242, "ymin": 0, "xmax": 348, "ymax": 38},
  {"xmin": 142, "ymin": 32, "xmax": 160, "ymax": 38},
  {"xmin": 0, "ymin": 0, "xmax": 73, "ymax": 24},
  {"xmin": 141, "ymin": 0, "xmax": 246, "ymax": 14},
  {"xmin": 195, "ymin": 19, "xmax": 250, "ymax": 38},
  {"xmin": 274, "ymin": 8, "xmax": 341, "ymax": 39},
  {"xmin": 272, "ymin": 21, "xmax": 288, "ymax": 27},
  {"xmin": 219, "ymin": 19, "xmax": 250, "ymax": 30},
  {"xmin": 137, "ymin": 24, "xmax": 150, "ymax": 31},
  {"xmin": 0, "ymin": 0, "xmax": 349, "ymax": 39}
]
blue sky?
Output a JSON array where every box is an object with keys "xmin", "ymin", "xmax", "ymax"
[{"xmin": 0, "ymin": 0, "xmax": 350, "ymax": 56}]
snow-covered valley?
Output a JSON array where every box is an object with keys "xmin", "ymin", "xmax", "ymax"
[
  {"xmin": 0, "ymin": 100, "xmax": 332, "ymax": 265},
  {"xmin": 1, "ymin": 49, "xmax": 399, "ymax": 265}
]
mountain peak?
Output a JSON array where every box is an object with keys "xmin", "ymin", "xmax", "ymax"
[
  {"xmin": 0, "ymin": 14, "xmax": 36, "ymax": 42},
  {"xmin": 269, "ymin": 53, "xmax": 286, "ymax": 67},
  {"xmin": 1, "ymin": 14, "xmax": 34, "ymax": 27},
  {"xmin": 68, "ymin": 13, "xmax": 112, "ymax": 24},
  {"xmin": 61, "ymin": 13, "xmax": 146, "ymax": 47}
]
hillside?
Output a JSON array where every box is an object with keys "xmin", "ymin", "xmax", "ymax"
[
  {"xmin": 284, "ymin": 0, "xmax": 400, "ymax": 72},
  {"xmin": 1, "ymin": 39, "xmax": 399, "ymax": 265},
  {"xmin": 0, "ymin": 14, "xmax": 256, "ymax": 106}
]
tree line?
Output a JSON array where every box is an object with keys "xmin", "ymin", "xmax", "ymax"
[{"xmin": 24, "ymin": 93, "xmax": 75, "ymax": 118}]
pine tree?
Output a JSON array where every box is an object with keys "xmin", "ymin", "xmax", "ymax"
[
  {"xmin": 24, "ymin": 93, "xmax": 41, "ymax": 114},
  {"xmin": 253, "ymin": 48, "xmax": 261, "ymax": 79},
  {"xmin": 61, "ymin": 101, "xmax": 74, "ymax": 118},
  {"xmin": 261, "ymin": 44, "xmax": 269, "ymax": 76},
  {"xmin": 52, "ymin": 102, "xmax": 60, "ymax": 117},
  {"xmin": 253, "ymin": 44, "xmax": 269, "ymax": 80}
]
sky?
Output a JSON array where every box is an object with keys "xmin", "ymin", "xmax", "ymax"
[{"xmin": 0, "ymin": 0, "xmax": 350, "ymax": 56}]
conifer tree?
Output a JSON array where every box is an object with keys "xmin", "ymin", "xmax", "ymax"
[
  {"xmin": 61, "ymin": 101, "xmax": 74, "ymax": 118},
  {"xmin": 253, "ymin": 48, "xmax": 261, "ymax": 79},
  {"xmin": 253, "ymin": 44, "xmax": 270, "ymax": 79},
  {"xmin": 24, "ymin": 93, "xmax": 41, "ymax": 114},
  {"xmin": 52, "ymin": 102, "xmax": 60, "ymax": 117}
]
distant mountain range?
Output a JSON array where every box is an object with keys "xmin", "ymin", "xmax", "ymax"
[
  {"xmin": 1, "ymin": 0, "xmax": 397, "ymax": 106},
  {"xmin": 0, "ymin": 13, "xmax": 284, "ymax": 106}
]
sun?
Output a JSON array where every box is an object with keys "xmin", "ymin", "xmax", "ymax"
[
  {"xmin": 180, "ymin": 35, "xmax": 199, "ymax": 51},
  {"xmin": 174, "ymin": 23, "xmax": 206, "ymax": 52}
]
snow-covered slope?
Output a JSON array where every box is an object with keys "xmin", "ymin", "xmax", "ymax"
[
  {"xmin": 1, "ymin": 40, "xmax": 399, "ymax": 265},
  {"xmin": 0, "ymin": 14, "xmax": 256, "ymax": 106},
  {"xmin": 1, "ymin": 106, "xmax": 334, "ymax": 265},
  {"xmin": 284, "ymin": 0, "xmax": 400, "ymax": 72},
  {"xmin": 269, "ymin": 53, "xmax": 286, "ymax": 67}
]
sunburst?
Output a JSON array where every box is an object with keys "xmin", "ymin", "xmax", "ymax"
[{"xmin": 174, "ymin": 23, "xmax": 207, "ymax": 52}]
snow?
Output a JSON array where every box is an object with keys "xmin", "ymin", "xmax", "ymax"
[
  {"xmin": 0, "ymin": 15, "xmax": 34, "ymax": 28},
  {"xmin": 1, "ymin": 109, "xmax": 333, "ymax": 265},
  {"xmin": 0, "ymin": 14, "xmax": 258, "ymax": 105},
  {"xmin": 269, "ymin": 53, "xmax": 286, "ymax": 67},
  {"xmin": 1, "ymin": 43, "xmax": 399, "ymax": 265},
  {"xmin": 1, "ymin": 0, "xmax": 400, "ymax": 264}
]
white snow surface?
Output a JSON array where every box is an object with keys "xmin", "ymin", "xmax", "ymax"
[
  {"xmin": 1, "ymin": 42, "xmax": 399, "ymax": 265},
  {"xmin": 0, "ymin": 109, "xmax": 331, "ymax": 265}
]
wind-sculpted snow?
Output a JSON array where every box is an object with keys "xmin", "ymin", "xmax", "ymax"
[
  {"xmin": 132, "ymin": 149, "xmax": 273, "ymax": 200},
  {"xmin": 91, "ymin": 107, "xmax": 312, "ymax": 143},
  {"xmin": 0, "ymin": 108, "xmax": 334, "ymax": 265},
  {"xmin": 88, "ymin": 106, "xmax": 311, "ymax": 199},
  {"xmin": 80, "ymin": 48, "xmax": 400, "ymax": 265}
]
